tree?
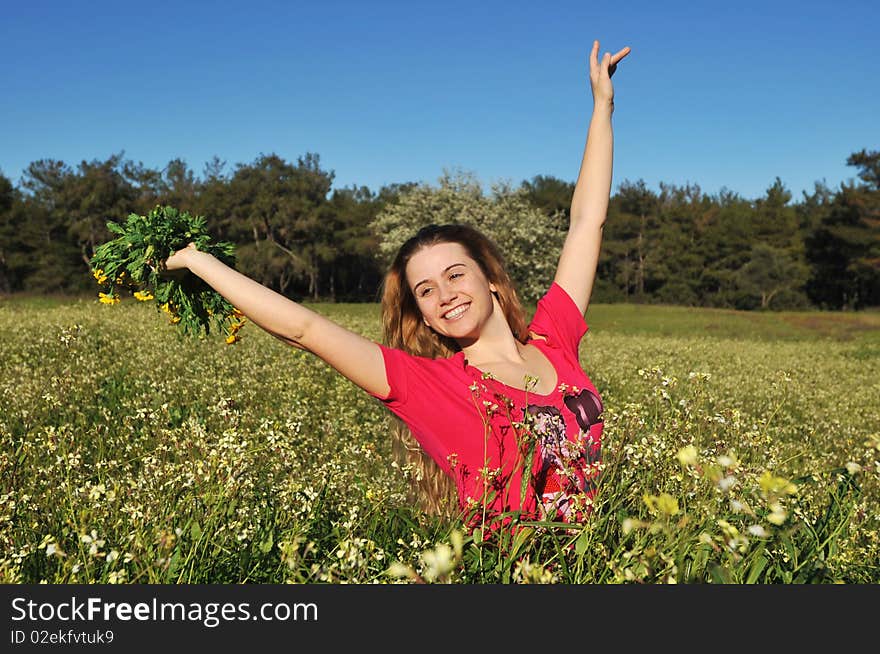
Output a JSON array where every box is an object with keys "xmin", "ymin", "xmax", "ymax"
[
  {"xmin": 691, "ymin": 184, "xmax": 757, "ymax": 307},
  {"xmin": 652, "ymin": 182, "xmax": 716, "ymax": 306},
  {"xmin": 160, "ymin": 158, "xmax": 198, "ymax": 210},
  {"xmin": 70, "ymin": 155, "xmax": 140, "ymax": 266},
  {"xmin": 0, "ymin": 172, "xmax": 19, "ymax": 293},
  {"xmin": 753, "ymin": 178, "xmax": 801, "ymax": 252},
  {"xmin": 806, "ymin": 150, "xmax": 880, "ymax": 309},
  {"xmin": 221, "ymin": 153, "xmax": 335, "ymax": 298},
  {"xmin": 325, "ymin": 185, "xmax": 384, "ymax": 301},
  {"xmin": 21, "ymin": 153, "xmax": 139, "ymax": 276},
  {"xmin": 611, "ymin": 179, "xmax": 659, "ymax": 299},
  {"xmin": 370, "ymin": 171, "xmax": 564, "ymax": 303},
  {"xmin": 735, "ymin": 243, "xmax": 810, "ymax": 309},
  {"xmin": 797, "ymin": 181, "xmax": 834, "ymax": 234},
  {"xmin": 122, "ymin": 160, "xmax": 165, "ymax": 213},
  {"xmin": 194, "ymin": 156, "xmax": 230, "ymax": 242},
  {"xmin": 847, "ymin": 149, "xmax": 880, "ymax": 190},
  {"xmin": 520, "ymin": 174, "xmax": 574, "ymax": 229},
  {"xmin": 17, "ymin": 159, "xmax": 96, "ymax": 291}
]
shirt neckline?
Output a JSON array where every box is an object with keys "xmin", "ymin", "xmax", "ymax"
[{"xmin": 461, "ymin": 338, "xmax": 560, "ymax": 399}]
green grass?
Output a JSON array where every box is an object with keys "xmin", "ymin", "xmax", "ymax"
[
  {"xmin": 292, "ymin": 300, "xmax": 880, "ymax": 344},
  {"xmin": 1, "ymin": 296, "xmax": 877, "ymax": 583},
  {"xmin": 584, "ymin": 303, "xmax": 880, "ymax": 342},
  {"xmin": 6, "ymin": 294, "xmax": 880, "ymax": 342}
]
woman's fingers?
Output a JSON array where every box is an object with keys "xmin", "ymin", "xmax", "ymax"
[
  {"xmin": 591, "ymin": 41, "xmax": 631, "ymax": 79},
  {"xmin": 610, "ymin": 46, "xmax": 631, "ymax": 77},
  {"xmin": 163, "ymin": 244, "xmax": 192, "ymax": 272},
  {"xmin": 599, "ymin": 51, "xmax": 618, "ymax": 79},
  {"xmin": 607, "ymin": 46, "xmax": 631, "ymax": 78},
  {"xmin": 611, "ymin": 46, "xmax": 632, "ymax": 65}
]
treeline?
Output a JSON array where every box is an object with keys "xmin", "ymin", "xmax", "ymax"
[{"xmin": 0, "ymin": 149, "xmax": 878, "ymax": 309}]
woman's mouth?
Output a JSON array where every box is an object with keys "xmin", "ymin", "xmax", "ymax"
[{"xmin": 443, "ymin": 303, "xmax": 470, "ymax": 320}]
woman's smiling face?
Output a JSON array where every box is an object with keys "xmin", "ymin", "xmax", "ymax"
[{"xmin": 405, "ymin": 241, "xmax": 498, "ymax": 341}]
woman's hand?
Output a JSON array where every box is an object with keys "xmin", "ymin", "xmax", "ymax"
[
  {"xmin": 590, "ymin": 40, "xmax": 631, "ymax": 108},
  {"xmin": 165, "ymin": 242, "xmax": 198, "ymax": 270},
  {"xmin": 160, "ymin": 242, "xmax": 198, "ymax": 279}
]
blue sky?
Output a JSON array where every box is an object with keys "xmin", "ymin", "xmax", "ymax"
[{"xmin": 2, "ymin": 0, "xmax": 878, "ymax": 202}]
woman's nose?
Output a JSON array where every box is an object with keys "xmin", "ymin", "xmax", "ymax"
[{"xmin": 438, "ymin": 283, "xmax": 457, "ymax": 305}]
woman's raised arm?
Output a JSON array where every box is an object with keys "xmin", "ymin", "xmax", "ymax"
[
  {"xmin": 165, "ymin": 244, "xmax": 391, "ymax": 398},
  {"xmin": 554, "ymin": 40, "xmax": 631, "ymax": 315}
]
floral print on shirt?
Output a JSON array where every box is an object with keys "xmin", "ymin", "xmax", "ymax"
[{"xmin": 526, "ymin": 387, "xmax": 603, "ymax": 520}]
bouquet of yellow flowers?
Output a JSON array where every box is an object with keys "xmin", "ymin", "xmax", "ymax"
[{"xmin": 90, "ymin": 205, "xmax": 246, "ymax": 343}]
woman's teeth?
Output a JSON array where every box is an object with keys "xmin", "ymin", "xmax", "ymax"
[{"xmin": 444, "ymin": 304, "xmax": 469, "ymax": 320}]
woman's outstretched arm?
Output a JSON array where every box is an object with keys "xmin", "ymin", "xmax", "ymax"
[
  {"xmin": 554, "ymin": 39, "xmax": 631, "ymax": 315},
  {"xmin": 164, "ymin": 244, "xmax": 391, "ymax": 398}
]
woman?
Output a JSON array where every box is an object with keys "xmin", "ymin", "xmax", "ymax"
[{"xmin": 165, "ymin": 40, "xmax": 631, "ymax": 527}]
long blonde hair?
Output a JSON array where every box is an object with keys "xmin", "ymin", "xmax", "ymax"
[{"xmin": 380, "ymin": 224, "xmax": 529, "ymax": 516}]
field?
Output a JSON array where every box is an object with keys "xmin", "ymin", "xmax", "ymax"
[{"xmin": 1, "ymin": 296, "xmax": 878, "ymax": 583}]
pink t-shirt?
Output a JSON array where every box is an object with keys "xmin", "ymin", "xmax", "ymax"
[{"xmin": 371, "ymin": 282, "xmax": 603, "ymax": 523}]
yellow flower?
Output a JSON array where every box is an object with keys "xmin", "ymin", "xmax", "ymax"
[
  {"xmin": 92, "ymin": 268, "xmax": 108, "ymax": 284},
  {"xmin": 170, "ymin": 315, "xmax": 181, "ymax": 324},
  {"xmin": 656, "ymin": 493, "xmax": 680, "ymax": 516},
  {"xmin": 450, "ymin": 529, "xmax": 463, "ymax": 560},
  {"xmin": 758, "ymin": 471, "xmax": 797, "ymax": 497},
  {"xmin": 98, "ymin": 292, "xmax": 119, "ymax": 305},
  {"xmin": 767, "ymin": 503, "xmax": 788, "ymax": 525},
  {"xmin": 226, "ymin": 333, "xmax": 240, "ymax": 345},
  {"xmin": 622, "ymin": 518, "xmax": 648, "ymax": 534},
  {"xmin": 231, "ymin": 308, "xmax": 244, "ymax": 318},
  {"xmin": 643, "ymin": 493, "xmax": 680, "ymax": 517},
  {"xmin": 676, "ymin": 445, "xmax": 698, "ymax": 467},
  {"xmin": 386, "ymin": 562, "xmax": 416, "ymax": 580},
  {"xmin": 133, "ymin": 290, "xmax": 154, "ymax": 302},
  {"xmin": 716, "ymin": 519, "xmax": 741, "ymax": 539},
  {"xmin": 160, "ymin": 302, "xmax": 173, "ymax": 314}
]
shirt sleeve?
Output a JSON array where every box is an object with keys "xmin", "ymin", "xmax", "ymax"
[
  {"xmin": 366, "ymin": 345, "xmax": 475, "ymax": 475},
  {"xmin": 367, "ymin": 344, "xmax": 413, "ymax": 405},
  {"xmin": 528, "ymin": 282, "xmax": 589, "ymax": 359}
]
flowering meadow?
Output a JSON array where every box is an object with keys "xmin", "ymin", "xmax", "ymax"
[{"xmin": 1, "ymin": 298, "xmax": 878, "ymax": 583}]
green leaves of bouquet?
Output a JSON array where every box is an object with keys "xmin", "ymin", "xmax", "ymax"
[{"xmin": 90, "ymin": 206, "xmax": 246, "ymax": 343}]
